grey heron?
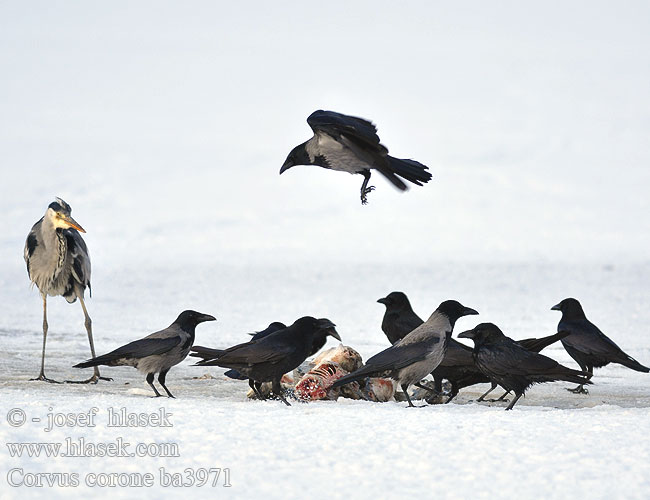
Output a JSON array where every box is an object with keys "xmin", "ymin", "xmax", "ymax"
[{"xmin": 24, "ymin": 198, "xmax": 109, "ymax": 383}]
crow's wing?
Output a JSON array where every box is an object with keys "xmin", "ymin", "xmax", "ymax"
[
  {"xmin": 196, "ymin": 338, "xmax": 296, "ymax": 366},
  {"xmin": 561, "ymin": 319, "xmax": 627, "ymax": 356},
  {"xmin": 366, "ymin": 339, "xmax": 439, "ymax": 372},
  {"xmin": 307, "ymin": 110, "xmax": 388, "ymax": 157},
  {"xmin": 478, "ymin": 342, "xmax": 560, "ymax": 376},
  {"xmin": 93, "ymin": 337, "xmax": 182, "ymax": 363}
]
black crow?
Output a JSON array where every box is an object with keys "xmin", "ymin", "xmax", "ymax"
[
  {"xmin": 332, "ymin": 300, "xmax": 478, "ymax": 407},
  {"xmin": 192, "ymin": 317, "xmax": 340, "ymax": 406},
  {"xmin": 552, "ymin": 298, "xmax": 649, "ymax": 393},
  {"xmin": 458, "ymin": 323, "xmax": 592, "ymax": 410},
  {"xmin": 280, "ymin": 110, "xmax": 432, "ymax": 204},
  {"xmin": 378, "ymin": 291, "xmax": 568, "ymax": 403},
  {"xmin": 377, "ymin": 291, "xmax": 423, "ymax": 345},
  {"xmin": 191, "ymin": 322, "xmax": 288, "ymax": 381},
  {"xmin": 74, "ymin": 310, "xmax": 215, "ymax": 397}
]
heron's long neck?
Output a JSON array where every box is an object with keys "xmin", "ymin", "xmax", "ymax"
[{"xmin": 42, "ymin": 218, "xmax": 68, "ymax": 279}]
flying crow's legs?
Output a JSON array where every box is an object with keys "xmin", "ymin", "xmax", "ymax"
[
  {"xmin": 272, "ymin": 378, "xmax": 291, "ymax": 406},
  {"xmin": 147, "ymin": 373, "xmax": 163, "ymax": 397},
  {"xmin": 31, "ymin": 294, "xmax": 60, "ymax": 383},
  {"xmin": 567, "ymin": 365, "xmax": 592, "ymax": 394},
  {"xmin": 158, "ymin": 370, "xmax": 175, "ymax": 398},
  {"xmin": 67, "ymin": 296, "xmax": 112, "ymax": 384},
  {"xmin": 359, "ymin": 170, "xmax": 375, "ymax": 205}
]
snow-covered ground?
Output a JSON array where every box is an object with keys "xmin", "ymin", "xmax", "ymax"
[{"xmin": 2, "ymin": 1, "xmax": 650, "ymax": 499}]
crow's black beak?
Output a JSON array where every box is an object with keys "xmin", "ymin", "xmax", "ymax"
[
  {"xmin": 317, "ymin": 318, "xmax": 340, "ymax": 341},
  {"xmin": 551, "ymin": 303, "xmax": 562, "ymax": 311},
  {"xmin": 377, "ymin": 297, "xmax": 388, "ymax": 305},
  {"xmin": 457, "ymin": 329, "xmax": 475, "ymax": 339},
  {"xmin": 199, "ymin": 314, "xmax": 217, "ymax": 323},
  {"xmin": 462, "ymin": 307, "xmax": 479, "ymax": 316},
  {"xmin": 280, "ymin": 158, "xmax": 294, "ymax": 174}
]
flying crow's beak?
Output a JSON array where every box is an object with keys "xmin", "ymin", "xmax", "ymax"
[
  {"xmin": 551, "ymin": 303, "xmax": 562, "ymax": 311},
  {"xmin": 457, "ymin": 329, "xmax": 475, "ymax": 339},
  {"xmin": 377, "ymin": 297, "xmax": 388, "ymax": 305},
  {"xmin": 462, "ymin": 307, "xmax": 479, "ymax": 317},
  {"xmin": 199, "ymin": 314, "xmax": 217, "ymax": 323},
  {"xmin": 61, "ymin": 215, "xmax": 86, "ymax": 233},
  {"xmin": 280, "ymin": 157, "xmax": 294, "ymax": 174}
]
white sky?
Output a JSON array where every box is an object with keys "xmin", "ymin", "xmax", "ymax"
[{"xmin": 1, "ymin": 1, "xmax": 649, "ymax": 268}]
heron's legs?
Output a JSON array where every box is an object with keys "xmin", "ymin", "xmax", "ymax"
[
  {"xmin": 31, "ymin": 294, "xmax": 60, "ymax": 383},
  {"xmin": 66, "ymin": 296, "xmax": 112, "ymax": 384},
  {"xmin": 359, "ymin": 170, "xmax": 375, "ymax": 205},
  {"xmin": 158, "ymin": 370, "xmax": 175, "ymax": 398},
  {"xmin": 147, "ymin": 373, "xmax": 163, "ymax": 397}
]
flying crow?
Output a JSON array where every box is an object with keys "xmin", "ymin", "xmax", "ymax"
[
  {"xmin": 280, "ymin": 110, "xmax": 432, "ymax": 204},
  {"xmin": 74, "ymin": 310, "xmax": 215, "ymax": 397},
  {"xmin": 458, "ymin": 323, "xmax": 592, "ymax": 410},
  {"xmin": 192, "ymin": 317, "xmax": 340, "ymax": 406},
  {"xmin": 552, "ymin": 298, "xmax": 649, "ymax": 394},
  {"xmin": 333, "ymin": 300, "xmax": 478, "ymax": 407}
]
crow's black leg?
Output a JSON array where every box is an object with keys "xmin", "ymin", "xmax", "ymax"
[
  {"xmin": 147, "ymin": 373, "xmax": 163, "ymax": 397},
  {"xmin": 414, "ymin": 382, "xmax": 434, "ymax": 392},
  {"xmin": 249, "ymin": 379, "xmax": 264, "ymax": 400},
  {"xmin": 402, "ymin": 383, "xmax": 426, "ymax": 407},
  {"xmin": 359, "ymin": 170, "xmax": 375, "ymax": 205},
  {"xmin": 567, "ymin": 363, "xmax": 590, "ymax": 394},
  {"xmin": 505, "ymin": 392, "xmax": 523, "ymax": 410},
  {"xmin": 272, "ymin": 379, "xmax": 290, "ymax": 406},
  {"xmin": 253, "ymin": 381, "xmax": 266, "ymax": 400},
  {"xmin": 158, "ymin": 370, "xmax": 175, "ymax": 398},
  {"xmin": 476, "ymin": 382, "xmax": 497, "ymax": 402},
  {"xmin": 492, "ymin": 391, "xmax": 510, "ymax": 402}
]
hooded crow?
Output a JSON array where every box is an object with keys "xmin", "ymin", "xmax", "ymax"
[
  {"xmin": 378, "ymin": 291, "xmax": 568, "ymax": 402},
  {"xmin": 192, "ymin": 317, "xmax": 340, "ymax": 406},
  {"xmin": 458, "ymin": 323, "xmax": 592, "ymax": 410},
  {"xmin": 333, "ymin": 300, "xmax": 478, "ymax": 407},
  {"xmin": 280, "ymin": 110, "xmax": 432, "ymax": 204},
  {"xmin": 552, "ymin": 298, "xmax": 649, "ymax": 394},
  {"xmin": 74, "ymin": 310, "xmax": 215, "ymax": 397}
]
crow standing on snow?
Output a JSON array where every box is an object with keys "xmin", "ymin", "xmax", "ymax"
[
  {"xmin": 74, "ymin": 310, "xmax": 215, "ymax": 397},
  {"xmin": 552, "ymin": 298, "xmax": 649, "ymax": 394},
  {"xmin": 333, "ymin": 300, "xmax": 478, "ymax": 407},
  {"xmin": 377, "ymin": 291, "xmax": 568, "ymax": 403},
  {"xmin": 192, "ymin": 317, "xmax": 340, "ymax": 406},
  {"xmin": 458, "ymin": 323, "xmax": 592, "ymax": 410},
  {"xmin": 280, "ymin": 110, "xmax": 432, "ymax": 204}
]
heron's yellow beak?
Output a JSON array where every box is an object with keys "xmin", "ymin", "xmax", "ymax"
[{"xmin": 60, "ymin": 214, "xmax": 86, "ymax": 233}]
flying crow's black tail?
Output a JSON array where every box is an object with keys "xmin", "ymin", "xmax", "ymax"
[
  {"xmin": 387, "ymin": 156, "xmax": 432, "ymax": 186},
  {"xmin": 519, "ymin": 331, "xmax": 570, "ymax": 353},
  {"xmin": 189, "ymin": 346, "xmax": 225, "ymax": 362}
]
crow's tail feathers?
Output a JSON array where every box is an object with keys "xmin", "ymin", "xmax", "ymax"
[
  {"xmin": 189, "ymin": 346, "xmax": 225, "ymax": 362},
  {"xmin": 73, "ymin": 354, "xmax": 116, "ymax": 369},
  {"xmin": 519, "ymin": 331, "xmax": 570, "ymax": 353},
  {"xmin": 388, "ymin": 156, "xmax": 432, "ymax": 187},
  {"xmin": 617, "ymin": 354, "xmax": 650, "ymax": 373}
]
